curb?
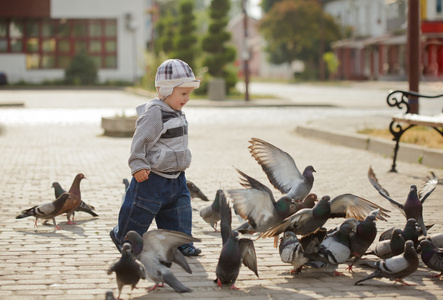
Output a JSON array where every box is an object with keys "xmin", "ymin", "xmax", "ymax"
[{"xmin": 295, "ymin": 125, "xmax": 443, "ymax": 169}]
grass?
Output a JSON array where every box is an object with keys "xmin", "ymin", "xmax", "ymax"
[{"xmin": 359, "ymin": 126, "xmax": 443, "ymax": 149}]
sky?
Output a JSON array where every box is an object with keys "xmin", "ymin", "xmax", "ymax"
[{"xmin": 248, "ymin": 0, "xmax": 262, "ymax": 19}]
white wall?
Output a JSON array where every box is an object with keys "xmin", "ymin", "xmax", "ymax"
[{"xmin": 0, "ymin": 0, "xmax": 147, "ymax": 83}]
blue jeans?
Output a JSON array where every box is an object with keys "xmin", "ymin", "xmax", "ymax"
[{"xmin": 112, "ymin": 172, "xmax": 193, "ymax": 247}]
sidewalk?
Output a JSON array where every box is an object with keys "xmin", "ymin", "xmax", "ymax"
[{"xmin": 0, "ymin": 87, "xmax": 442, "ymax": 299}]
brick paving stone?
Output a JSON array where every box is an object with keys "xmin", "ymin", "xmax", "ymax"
[{"xmin": 0, "ymin": 87, "xmax": 442, "ymax": 299}]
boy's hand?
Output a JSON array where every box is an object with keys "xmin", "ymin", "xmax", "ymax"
[{"xmin": 134, "ymin": 169, "xmax": 150, "ymax": 182}]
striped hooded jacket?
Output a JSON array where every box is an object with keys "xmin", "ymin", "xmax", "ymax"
[{"xmin": 128, "ymin": 99, "xmax": 191, "ymax": 179}]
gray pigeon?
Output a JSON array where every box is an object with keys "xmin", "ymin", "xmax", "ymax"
[
  {"xmin": 16, "ymin": 193, "xmax": 71, "ymax": 230},
  {"xmin": 355, "ymin": 240, "xmax": 419, "ymax": 286},
  {"xmin": 228, "ymin": 168, "xmax": 295, "ymax": 235},
  {"xmin": 187, "ymin": 180, "xmax": 210, "ymax": 201},
  {"xmin": 107, "ymin": 242, "xmax": 146, "ymax": 300},
  {"xmin": 347, "ymin": 214, "xmax": 378, "ymax": 272},
  {"xmin": 419, "ymin": 240, "xmax": 443, "ymax": 279},
  {"xmin": 367, "ymin": 228, "xmax": 405, "ymax": 259},
  {"xmin": 305, "ymin": 223, "xmax": 354, "ymax": 276},
  {"xmin": 215, "ymin": 189, "xmax": 258, "ymax": 289},
  {"xmin": 421, "ymin": 233, "xmax": 443, "ymax": 248},
  {"xmin": 368, "ymin": 166, "xmax": 437, "ymax": 236},
  {"xmin": 199, "ymin": 189, "xmax": 223, "ymax": 231},
  {"xmin": 129, "ymin": 229, "xmax": 200, "ymax": 293},
  {"xmin": 259, "ymin": 194, "xmax": 389, "ymax": 239},
  {"xmin": 279, "ymin": 231, "xmax": 310, "ymax": 274},
  {"xmin": 248, "ymin": 137, "xmax": 316, "ymax": 201}
]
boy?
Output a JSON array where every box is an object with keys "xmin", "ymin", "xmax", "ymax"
[{"xmin": 110, "ymin": 59, "xmax": 201, "ymax": 256}]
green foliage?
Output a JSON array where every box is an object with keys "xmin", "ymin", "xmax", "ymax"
[
  {"xmin": 261, "ymin": 0, "xmax": 282, "ymax": 13},
  {"xmin": 323, "ymin": 51, "xmax": 339, "ymax": 79},
  {"xmin": 174, "ymin": 0, "xmax": 198, "ymax": 70},
  {"xmin": 201, "ymin": 0, "xmax": 237, "ymax": 91},
  {"xmin": 64, "ymin": 51, "xmax": 98, "ymax": 85},
  {"xmin": 201, "ymin": 0, "xmax": 235, "ymax": 77},
  {"xmin": 155, "ymin": 10, "xmax": 177, "ymax": 55},
  {"xmin": 259, "ymin": 0, "xmax": 342, "ymax": 80}
]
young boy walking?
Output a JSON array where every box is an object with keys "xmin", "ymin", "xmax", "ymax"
[{"xmin": 110, "ymin": 59, "xmax": 201, "ymax": 256}]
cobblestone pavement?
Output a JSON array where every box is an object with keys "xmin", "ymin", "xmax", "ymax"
[{"xmin": 0, "ymin": 85, "xmax": 442, "ymax": 299}]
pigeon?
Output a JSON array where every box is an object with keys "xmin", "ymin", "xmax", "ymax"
[
  {"xmin": 368, "ymin": 167, "xmax": 437, "ymax": 236},
  {"xmin": 125, "ymin": 229, "xmax": 200, "ymax": 293},
  {"xmin": 279, "ymin": 231, "xmax": 311, "ymax": 274},
  {"xmin": 228, "ymin": 168, "xmax": 295, "ymax": 235},
  {"xmin": 347, "ymin": 214, "xmax": 378, "ymax": 272},
  {"xmin": 304, "ymin": 223, "xmax": 354, "ymax": 276},
  {"xmin": 421, "ymin": 233, "xmax": 443, "ymax": 248},
  {"xmin": 16, "ymin": 193, "xmax": 71, "ymax": 230},
  {"xmin": 215, "ymin": 189, "xmax": 258, "ymax": 289},
  {"xmin": 355, "ymin": 240, "xmax": 419, "ymax": 286},
  {"xmin": 51, "ymin": 181, "xmax": 98, "ymax": 219},
  {"xmin": 419, "ymin": 240, "xmax": 443, "ymax": 279},
  {"xmin": 186, "ymin": 180, "xmax": 210, "ymax": 201},
  {"xmin": 199, "ymin": 189, "xmax": 222, "ymax": 231},
  {"xmin": 291, "ymin": 193, "xmax": 318, "ymax": 215},
  {"xmin": 367, "ymin": 228, "xmax": 405, "ymax": 259},
  {"xmin": 58, "ymin": 173, "xmax": 87, "ymax": 225},
  {"xmin": 379, "ymin": 218, "xmax": 420, "ymax": 250},
  {"xmin": 259, "ymin": 193, "xmax": 389, "ymax": 239},
  {"xmin": 248, "ymin": 137, "xmax": 316, "ymax": 201},
  {"xmin": 107, "ymin": 242, "xmax": 146, "ymax": 300},
  {"xmin": 105, "ymin": 290, "xmax": 116, "ymax": 300}
]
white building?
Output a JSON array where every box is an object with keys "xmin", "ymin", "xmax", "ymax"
[{"xmin": 0, "ymin": 0, "xmax": 148, "ymax": 83}]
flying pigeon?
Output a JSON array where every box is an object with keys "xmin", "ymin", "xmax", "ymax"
[
  {"xmin": 125, "ymin": 229, "xmax": 200, "ymax": 293},
  {"xmin": 51, "ymin": 182, "xmax": 98, "ymax": 219},
  {"xmin": 304, "ymin": 223, "xmax": 354, "ymax": 276},
  {"xmin": 199, "ymin": 189, "xmax": 223, "ymax": 231},
  {"xmin": 355, "ymin": 240, "xmax": 419, "ymax": 286},
  {"xmin": 248, "ymin": 137, "xmax": 316, "ymax": 201},
  {"xmin": 368, "ymin": 166, "xmax": 437, "ymax": 236},
  {"xmin": 228, "ymin": 168, "xmax": 295, "ymax": 235},
  {"xmin": 187, "ymin": 180, "xmax": 210, "ymax": 201},
  {"xmin": 259, "ymin": 193, "xmax": 389, "ymax": 239},
  {"xmin": 215, "ymin": 189, "xmax": 258, "ymax": 289},
  {"xmin": 58, "ymin": 173, "xmax": 87, "ymax": 225},
  {"xmin": 418, "ymin": 240, "xmax": 443, "ymax": 279},
  {"xmin": 16, "ymin": 193, "xmax": 71, "ymax": 230},
  {"xmin": 107, "ymin": 242, "xmax": 146, "ymax": 300},
  {"xmin": 367, "ymin": 228, "xmax": 405, "ymax": 259}
]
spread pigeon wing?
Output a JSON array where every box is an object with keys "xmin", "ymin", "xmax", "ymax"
[
  {"xmin": 239, "ymin": 239, "xmax": 259, "ymax": 277},
  {"xmin": 235, "ymin": 168, "xmax": 276, "ymax": 203},
  {"xmin": 249, "ymin": 137, "xmax": 303, "ymax": 195},
  {"xmin": 228, "ymin": 188, "xmax": 277, "ymax": 229},
  {"xmin": 368, "ymin": 166, "xmax": 404, "ymax": 212},
  {"xmin": 258, "ymin": 208, "xmax": 313, "ymax": 239},
  {"xmin": 219, "ymin": 190, "xmax": 231, "ymax": 246},
  {"xmin": 329, "ymin": 193, "xmax": 390, "ymax": 221},
  {"xmin": 418, "ymin": 172, "xmax": 438, "ymax": 204},
  {"xmin": 142, "ymin": 229, "xmax": 201, "ymax": 265}
]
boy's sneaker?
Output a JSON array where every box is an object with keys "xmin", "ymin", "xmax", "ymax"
[
  {"xmin": 178, "ymin": 245, "xmax": 201, "ymax": 256},
  {"xmin": 109, "ymin": 229, "xmax": 122, "ymax": 253}
]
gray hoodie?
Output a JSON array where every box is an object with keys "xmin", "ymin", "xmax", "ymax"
[{"xmin": 128, "ymin": 99, "xmax": 191, "ymax": 179}]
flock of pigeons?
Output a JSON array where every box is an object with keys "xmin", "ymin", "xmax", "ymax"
[{"xmin": 15, "ymin": 137, "xmax": 443, "ymax": 299}]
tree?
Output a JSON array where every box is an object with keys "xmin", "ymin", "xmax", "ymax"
[
  {"xmin": 64, "ymin": 51, "xmax": 97, "ymax": 85},
  {"xmin": 155, "ymin": 11, "xmax": 177, "ymax": 56},
  {"xmin": 201, "ymin": 0, "xmax": 237, "ymax": 91},
  {"xmin": 174, "ymin": 0, "xmax": 198, "ymax": 70},
  {"xmin": 259, "ymin": 0, "xmax": 342, "ymax": 80}
]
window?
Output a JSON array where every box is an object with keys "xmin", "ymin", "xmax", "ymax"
[
  {"xmin": 437, "ymin": 0, "xmax": 442, "ymax": 13},
  {"xmin": 0, "ymin": 18, "xmax": 117, "ymax": 70}
]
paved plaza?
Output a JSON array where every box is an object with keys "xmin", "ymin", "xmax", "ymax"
[{"xmin": 0, "ymin": 82, "xmax": 442, "ymax": 299}]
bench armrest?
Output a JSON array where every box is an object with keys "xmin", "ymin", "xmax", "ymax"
[{"xmin": 386, "ymin": 90, "xmax": 443, "ymax": 114}]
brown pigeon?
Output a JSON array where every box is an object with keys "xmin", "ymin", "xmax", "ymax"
[{"xmin": 58, "ymin": 173, "xmax": 86, "ymax": 224}]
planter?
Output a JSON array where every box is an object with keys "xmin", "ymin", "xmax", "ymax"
[{"xmin": 101, "ymin": 116, "xmax": 137, "ymax": 137}]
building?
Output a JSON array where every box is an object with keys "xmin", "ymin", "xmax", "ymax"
[
  {"xmin": 0, "ymin": 0, "xmax": 148, "ymax": 83},
  {"xmin": 325, "ymin": 0, "xmax": 443, "ymax": 81}
]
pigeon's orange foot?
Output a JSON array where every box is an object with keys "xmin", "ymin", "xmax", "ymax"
[
  {"xmin": 394, "ymin": 279, "xmax": 416, "ymax": 286},
  {"xmin": 147, "ymin": 282, "xmax": 164, "ymax": 291},
  {"xmin": 345, "ymin": 264, "xmax": 355, "ymax": 273},
  {"xmin": 230, "ymin": 284, "xmax": 240, "ymax": 290},
  {"xmin": 333, "ymin": 271, "xmax": 345, "ymax": 276},
  {"xmin": 426, "ymin": 273, "xmax": 443, "ymax": 279},
  {"xmin": 67, "ymin": 220, "xmax": 76, "ymax": 225},
  {"xmin": 217, "ymin": 278, "xmax": 222, "ymax": 288}
]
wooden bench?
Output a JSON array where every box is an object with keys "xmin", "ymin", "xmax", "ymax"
[{"xmin": 386, "ymin": 90, "xmax": 443, "ymax": 172}]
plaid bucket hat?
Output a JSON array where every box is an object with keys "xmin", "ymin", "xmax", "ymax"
[{"xmin": 155, "ymin": 59, "xmax": 200, "ymax": 98}]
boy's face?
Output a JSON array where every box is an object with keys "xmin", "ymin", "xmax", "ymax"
[{"xmin": 164, "ymin": 86, "xmax": 194, "ymax": 111}]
